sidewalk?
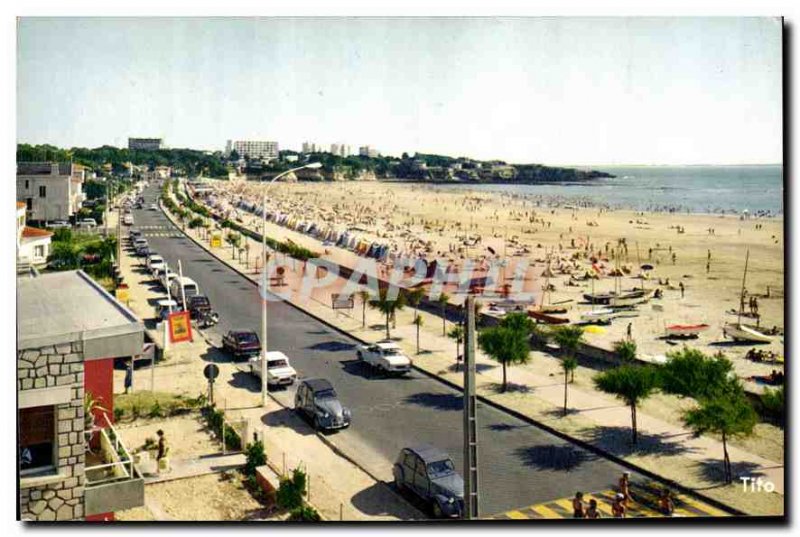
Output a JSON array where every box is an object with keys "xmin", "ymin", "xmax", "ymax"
[{"xmin": 169, "ymin": 187, "xmax": 784, "ymax": 516}]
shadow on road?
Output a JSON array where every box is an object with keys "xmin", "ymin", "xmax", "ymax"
[
  {"xmin": 513, "ymin": 443, "xmax": 597, "ymax": 472},
  {"xmin": 350, "ymin": 482, "xmax": 424, "ymax": 520},
  {"xmin": 228, "ymin": 370, "xmax": 260, "ymax": 392},
  {"xmin": 306, "ymin": 340, "xmax": 357, "ymax": 353},
  {"xmin": 199, "ymin": 346, "xmax": 233, "ymax": 364},
  {"xmin": 403, "ymin": 392, "xmax": 462, "ymax": 412}
]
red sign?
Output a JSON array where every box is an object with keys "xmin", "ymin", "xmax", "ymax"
[{"xmin": 168, "ymin": 311, "xmax": 193, "ymax": 343}]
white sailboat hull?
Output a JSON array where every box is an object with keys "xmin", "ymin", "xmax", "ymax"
[{"xmin": 723, "ymin": 323, "xmax": 773, "ymax": 343}]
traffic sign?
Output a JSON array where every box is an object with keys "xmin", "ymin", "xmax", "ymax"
[{"xmin": 204, "ymin": 363, "xmax": 220, "ymax": 381}]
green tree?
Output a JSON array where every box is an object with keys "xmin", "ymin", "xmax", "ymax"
[
  {"xmin": 412, "ymin": 315, "xmax": 424, "ymax": 354},
  {"xmin": 614, "ymin": 340, "xmax": 637, "ymax": 363},
  {"xmin": 448, "ymin": 325, "xmax": 465, "ymax": 369},
  {"xmin": 552, "ymin": 325, "xmax": 584, "ymax": 382},
  {"xmin": 659, "ymin": 347, "xmax": 735, "ymax": 401},
  {"xmin": 49, "ymin": 241, "xmax": 82, "ymax": 270},
  {"xmin": 561, "ymin": 356, "xmax": 578, "ymax": 416},
  {"xmin": 594, "ymin": 365, "xmax": 659, "ymax": 444},
  {"xmin": 406, "ymin": 287, "xmax": 426, "ymax": 322},
  {"xmin": 437, "ymin": 292, "xmax": 451, "ymax": 336},
  {"xmin": 356, "ymin": 289, "xmax": 372, "ymax": 328},
  {"xmin": 760, "ymin": 385, "xmax": 785, "ymax": 426},
  {"xmin": 369, "ymin": 288, "xmax": 406, "ymax": 339},
  {"xmin": 477, "ymin": 326, "xmax": 531, "ymax": 393},
  {"xmin": 277, "ymin": 467, "xmax": 308, "ymax": 510},
  {"xmin": 244, "ymin": 439, "xmax": 267, "ymax": 476},
  {"xmin": 683, "ymin": 391, "xmax": 758, "ymax": 484}
]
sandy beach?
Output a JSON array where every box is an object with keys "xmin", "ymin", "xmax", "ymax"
[{"xmin": 205, "ymin": 179, "xmax": 784, "ymax": 388}]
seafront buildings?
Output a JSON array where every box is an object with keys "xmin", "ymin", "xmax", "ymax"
[
  {"xmin": 225, "ymin": 140, "xmax": 279, "ymax": 161},
  {"xmin": 127, "ymin": 138, "xmax": 163, "ymax": 151}
]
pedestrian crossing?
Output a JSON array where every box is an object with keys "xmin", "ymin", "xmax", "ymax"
[
  {"xmin": 490, "ymin": 481, "xmax": 732, "ymax": 519},
  {"xmin": 129, "ymin": 225, "xmax": 183, "ymax": 238}
]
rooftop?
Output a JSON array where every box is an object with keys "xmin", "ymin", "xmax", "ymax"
[
  {"xmin": 17, "ymin": 162, "xmax": 73, "ymax": 176},
  {"xmin": 17, "ymin": 270, "xmax": 144, "ymax": 358},
  {"xmin": 21, "ymin": 226, "xmax": 53, "ymax": 239}
]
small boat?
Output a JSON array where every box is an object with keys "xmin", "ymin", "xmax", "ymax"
[
  {"xmin": 723, "ymin": 323, "xmax": 773, "ymax": 344},
  {"xmin": 528, "ymin": 309, "xmax": 570, "ymax": 324},
  {"xmin": 665, "ymin": 323, "xmax": 710, "ymax": 338},
  {"xmin": 580, "ymin": 308, "xmax": 614, "ymax": 324}
]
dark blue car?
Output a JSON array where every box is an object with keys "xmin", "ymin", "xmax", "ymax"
[{"xmin": 393, "ymin": 445, "xmax": 464, "ymax": 518}]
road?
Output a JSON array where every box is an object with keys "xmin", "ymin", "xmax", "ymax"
[{"xmin": 129, "ymin": 184, "xmax": 643, "ymax": 517}]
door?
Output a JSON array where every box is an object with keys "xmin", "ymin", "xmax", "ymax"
[
  {"xmin": 401, "ymin": 451, "xmax": 417, "ymax": 490},
  {"xmin": 412, "ymin": 455, "xmax": 430, "ymax": 497}
]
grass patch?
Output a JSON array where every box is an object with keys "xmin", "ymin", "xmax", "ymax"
[{"xmin": 115, "ymin": 391, "xmax": 205, "ymax": 421}]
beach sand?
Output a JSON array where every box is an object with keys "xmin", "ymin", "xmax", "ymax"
[{"xmin": 210, "ymin": 179, "xmax": 784, "ymax": 387}]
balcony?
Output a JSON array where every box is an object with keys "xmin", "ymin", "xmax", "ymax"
[{"xmin": 84, "ymin": 413, "xmax": 144, "ymax": 517}]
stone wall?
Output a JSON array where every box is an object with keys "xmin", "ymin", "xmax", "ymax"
[{"xmin": 18, "ymin": 341, "xmax": 86, "ymax": 521}]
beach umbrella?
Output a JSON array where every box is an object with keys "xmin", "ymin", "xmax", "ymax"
[{"xmin": 640, "ymin": 264, "xmax": 654, "ymax": 271}]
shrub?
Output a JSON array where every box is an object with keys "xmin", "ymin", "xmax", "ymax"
[
  {"xmin": 150, "ymin": 401, "xmax": 164, "ymax": 418},
  {"xmin": 142, "ymin": 437, "xmax": 157, "ymax": 451},
  {"xmin": 113, "ymin": 407, "xmax": 124, "ymax": 422},
  {"xmin": 288, "ymin": 506, "xmax": 321, "ymax": 521},
  {"xmin": 244, "ymin": 440, "xmax": 267, "ymax": 476},
  {"xmin": 277, "ymin": 467, "xmax": 307, "ymax": 511}
]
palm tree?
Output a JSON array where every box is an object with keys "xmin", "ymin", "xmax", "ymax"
[
  {"xmin": 594, "ymin": 365, "xmax": 659, "ymax": 444},
  {"xmin": 561, "ymin": 356, "xmax": 578, "ymax": 416},
  {"xmin": 407, "ymin": 287, "xmax": 426, "ymax": 322},
  {"xmin": 412, "ymin": 315, "xmax": 424, "ymax": 354},
  {"xmin": 369, "ymin": 288, "xmax": 406, "ymax": 339},
  {"xmin": 437, "ymin": 293, "xmax": 451, "ymax": 336},
  {"xmin": 478, "ymin": 326, "xmax": 531, "ymax": 393},
  {"xmin": 448, "ymin": 325, "xmax": 465, "ymax": 370},
  {"xmin": 356, "ymin": 289, "xmax": 371, "ymax": 328},
  {"xmin": 552, "ymin": 325, "xmax": 584, "ymax": 383}
]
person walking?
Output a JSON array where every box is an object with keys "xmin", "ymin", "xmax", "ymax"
[
  {"xmin": 679, "ymin": 281, "xmax": 685, "ymax": 299},
  {"xmin": 626, "ymin": 323, "xmax": 632, "ymax": 340},
  {"xmin": 619, "ymin": 472, "xmax": 632, "ymax": 505},
  {"xmin": 659, "ymin": 488, "xmax": 675, "ymax": 516},
  {"xmin": 585, "ymin": 499, "xmax": 601, "ymax": 519},
  {"xmin": 572, "ymin": 492, "xmax": 586, "ymax": 518},
  {"xmin": 124, "ymin": 360, "xmax": 133, "ymax": 394},
  {"xmin": 612, "ymin": 493, "xmax": 626, "ymax": 518},
  {"xmin": 156, "ymin": 429, "xmax": 168, "ymax": 463}
]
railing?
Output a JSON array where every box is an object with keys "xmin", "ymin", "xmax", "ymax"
[{"xmin": 85, "ymin": 411, "xmax": 136, "ymax": 486}]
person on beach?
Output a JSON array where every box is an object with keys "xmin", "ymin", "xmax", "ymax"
[
  {"xmin": 619, "ymin": 472, "xmax": 632, "ymax": 505},
  {"xmin": 626, "ymin": 323, "xmax": 632, "ymax": 340},
  {"xmin": 157, "ymin": 429, "xmax": 168, "ymax": 462},
  {"xmin": 679, "ymin": 281, "xmax": 685, "ymax": 298},
  {"xmin": 572, "ymin": 492, "xmax": 586, "ymax": 518},
  {"xmin": 612, "ymin": 494, "xmax": 626, "ymax": 518},
  {"xmin": 659, "ymin": 489, "xmax": 675, "ymax": 516}
]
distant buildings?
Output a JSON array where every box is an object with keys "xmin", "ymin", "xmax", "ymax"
[
  {"xmin": 127, "ymin": 138, "xmax": 163, "ymax": 151},
  {"xmin": 227, "ymin": 140, "xmax": 279, "ymax": 161},
  {"xmin": 16, "ymin": 202, "xmax": 52, "ymax": 269},
  {"xmin": 302, "ymin": 142, "xmax": 319, "ymax": 154},
  {"xmin": 359, "ymin": 145, "xmax": 379, "ymax": 158},
  {"xmin": 17, "ymin": 162, "xmax": 86, "ymax": 223},
  {"xmin": 330, "ymin": 144, "xmax": 351, "ymax": 157}
]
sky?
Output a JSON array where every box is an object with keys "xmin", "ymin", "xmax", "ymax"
[{"xmin": 16, "ymin": 17, "xmax": 782, "ymax": 165}]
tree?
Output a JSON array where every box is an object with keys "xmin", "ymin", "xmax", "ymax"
[
  {"xmin": 683, "ymin": 391, "xmax": 758, "ymax": 484},
  {"xmin": 406, "ymin": 287, "xmax": 426, "ymax": 322},
  {"xmin": 49, "ymin": 241, "xmax": 82, "ymax": 270},
  {"xmin": 412, "ymin": 315, "xmax": 424, "ymax": 354},
  {"xmin": 561, "ymin": 356, "xmax": 578, "ymax": 416},
  {"xmin": 448, "ymin": 325, "xmax": 465, "ymax": 369},
  {"xmin": 437, "ymin": 293, "xmax": 451, "ymax": 336},
  {"xmin": 552, "ymin": 325, "xmax": 584, "ymax": 382},
  {"xmin": 614, "ymin": 340, "xmax": 637, "ymax": 363},
  {"xmin": 760, "ymin": 385, "xmax": 785, "ymax": 427},
  {"xmin": 369, "ymin": 288, "xmax": 406, "ymax": 339},
  {"xmin": 659, "ymin": 347, "xmax": 735, "ymax": 401},
  {"xmin": 477, "ymin": 326, "xmax": 531, "ymax": 393},
  {"xmin": 356, "ymin": 289, "xmax": 371, "ymax": 329},
  {"xmin": 594, "ymin": 365, "xmax": 659, "ymax": 444}
]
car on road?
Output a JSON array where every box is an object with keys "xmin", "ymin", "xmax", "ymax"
[
  {"xmin": 294, "ymin": 378, "xmax": 351, "ymax": 431},
  {"xmin": 146, "ymin": 254, "xmax": 165, "ymax": 272},
  {"xmin": 169, "ymin": 276, "xmax": 200, "ymax": 302},
  {"xmin": 129, "ymin": 229, "xmax": 143, "ymax": 241},
  {"xmin": 222, "ymin": 330, "xmax": 261, "ymax": 360},
  {"xmin": 247, "ymin": 351, "xmax": 298, "ymax": 388},
  {"xmin": 392, "ymin": 445, "xmax": 465, "ymax": 519},
  {"xmin": 136, "ymin": 244, "xmax": 152, "ymax": 258},
  {"xmin": 148, "ymin": 203, "xmax": 158, "ymax": 211},
  {"xmin": 46, "ymin": 220, "xmax": 71, "ymax": 229},
  {"xmin": 77, "ymin": 218, "xmax": 97, "ymax": 229},
  {"xmin": 132, "ymin": 237, "xmax": 147, "ymax": 249},
  {"xmin": 356, "ymin": 341, "xmax": 413, "ymax": 375},
  {"xmin": 184, "ymin": 294, "xmax": 213, "ymax": 319},
  {"xmin": 123, "ymin": 214, "xmax": 134, "ymax": 226}
]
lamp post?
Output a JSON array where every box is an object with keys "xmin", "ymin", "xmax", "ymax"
[{"xmin": 261, "ymin": 162, "xmax": 322, "ymax": 407}]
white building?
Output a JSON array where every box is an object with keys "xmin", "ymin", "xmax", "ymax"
[
  {"xmin": 17, "ymin": 162, "xmax": 86, "ymax": 223},
  {"xmin": 16, "ymin": 202, "xmax": 52, "ymax": 268},
  {"xmin": 128, "ymin": 138, "xmax": 163, "ymax": 151},
  {"xmin": 359, "ymin": 145, "xmax": 379, "ymax": 158},
  {"xmin": 302, "ymin": 142, "xmax": 320, "ymax": 154},
  {"xmin": 227, "ymin": 140, "xmax": 279, "ymax": 161}
]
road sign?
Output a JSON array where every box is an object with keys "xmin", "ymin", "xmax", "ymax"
[
  {"xmin": 331, "ymin": 293, "xmax": 354, "ymax": 310},
  {"xmin": 210, "ymin": 233, "xmax": 222, "ymax": 248},
  {"xmin": 168, "ymin": 311, "xmax": 192, "ymax": 343},
  {"xmin": 203, "ymin": 363, "xmax": 220, "ymax": 381}
]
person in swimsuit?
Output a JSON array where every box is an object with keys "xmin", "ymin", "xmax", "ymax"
[{"xmin": 572, "ymin": 492, "xmax": 585, "ymax": 518}]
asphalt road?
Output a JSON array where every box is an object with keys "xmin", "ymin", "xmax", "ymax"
[{"xmin": 129, "ymin": 184, "xmax": 641, "ymax": 517}]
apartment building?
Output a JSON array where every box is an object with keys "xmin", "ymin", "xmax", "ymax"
[
  {"xmin": 128, "ymin": 138, "xmax": 163, "ymax": 151},
  {"xmin": 226, "ymin": 140, "xmax": 279, "ymax": 161},
  {"xmin": 358, "ymin": 145, "xmax": 379, "ymax": 158},
  {"xmin": 18, "ymin": 270, "xmax": 145, "ymax": 521},
  {"xmin": 17, "ymin": 162, "xmax": 86, "ymax": 223},
  {"xmin": 16, "ymin": 202, "xmax": 52, "ymax": 269}
]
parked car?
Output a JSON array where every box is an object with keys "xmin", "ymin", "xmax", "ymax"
[
  {"xmin": 136, "ymin": 245, "xmax": 152, "ymax": 258},
  {"xmin": 148, "ymin": 203, "xmax": 158, "ymax": 211},
  {"xmin": 222, "ymin": 330, "xmax": 261, "ymax": 360},
  {"xmin": 123, "ymin": 214, "xmax": 134, "ymax": 226},
  {"xmin": 77, "ymin": 218, "xmax": 97, "ymax": 229},
  {"xmin": 169, "ymin": 277, "xmax": 200, "ymax": 302},
  {"xmin": 294, "ymin": 378, "xmax": 351, "ymax": 431},
  {"xmin": 247, "ymin": 351, "xmax": 298, "ymax": 388},
  {"xmin": 129, "ymin": 229, "xmax": 143, "ymax": 241},
  {"xmin": 146, "ymin": 254, "xmax": 165, "ymax": 272},
  {"xmin": 157, "ymin": 266, "xmax": 173, "ymax": 291},
  {"xmin": 46, "ymin": 220, "xmax": 71, "ymax": 229},
  {"xmin": 132, "ymin": 237, "xmax": 148, "ymax": 250},
  {"xmin": 392, "ymin": 445, "xmax": 464, "ymax": 518},
  {"xmin": 356, "ymin": 341, "xmax": 413, "ymax": 375},
  {"xmin": 185, "ymin": 294, "xmax": 213, "ymax": 319}
]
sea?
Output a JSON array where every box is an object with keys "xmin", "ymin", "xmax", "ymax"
[{"xmin": 428, "ymin": 165, "xmax": 783, "ymax": 215}]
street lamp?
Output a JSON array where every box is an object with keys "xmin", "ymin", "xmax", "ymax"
[{"xmin": 261, "ymin": 162, "xmax": 322, "ymax": 407}]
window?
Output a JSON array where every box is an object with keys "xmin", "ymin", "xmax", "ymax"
[
  {"xmin": 39, "ymin": 186, "xmax": 46, "ymax": 198},
  {"xmin": 26, "ymin": 198, "xmax": 33, "ymax": 211},
  {"xmin": 19, "ymin": 406, "xmax": 55, "ymax": 473},
  {"xmin": 25, "ymin": 180, "xmax": 29, "ymax": 189},
  {"xmin": 34, "ymin": 245, "xmax": 45, "ymax": 258}
]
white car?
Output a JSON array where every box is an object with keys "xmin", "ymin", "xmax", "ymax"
[
  {"xmin": 146, "ymin": 254, "xmax": 165, "ymax": 272},
  {"xmin": 78, "ymin": 218, "xmax": 97, "ymax": 229},
  {"xmin": 148, "ymin": 203, "xmax": 158, "ymax": 211},
  {"xmin": 356, "ymin": 341, "xmax": 413, "ymax": 375},
  {"xmin": 123, "ymin": 214, "xmax": 134, "ymax": 226},
  {"xmin": 247, "ymin": 351, "xmax": 298, "ymax": 388},
  {"xmin": 47, "ymin": 220, "xmax": 71, "ymax": 229}
]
